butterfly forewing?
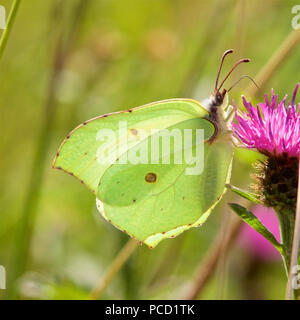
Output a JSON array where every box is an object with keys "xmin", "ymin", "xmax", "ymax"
[{"xmin": 53, "ymin": 99, "xmax": 208, "ymax": 193}]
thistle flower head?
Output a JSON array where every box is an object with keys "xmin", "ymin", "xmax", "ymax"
[
  {"xmin": 232, "ymin": 84, "xmax": 300, "ymax": 157},
  {"xmin": 232, "ymin": 84, "xmax": 300, "ymax": 210}
]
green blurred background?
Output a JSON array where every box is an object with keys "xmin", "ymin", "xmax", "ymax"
[{"xmin": 1, "ymin": 0, "xmax": 299, "ymax": 299}]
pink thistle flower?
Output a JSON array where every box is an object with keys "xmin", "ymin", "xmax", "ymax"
[
  {"xmin": 232, "ymin": 84, "xmax": 300, "ymax": 157},
  {"xmin": 231, "ymin": 84, "xmax": 300, "ymax": 283}
]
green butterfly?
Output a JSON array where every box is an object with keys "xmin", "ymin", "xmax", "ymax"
[{"xmin": 52, "ymin": 49, "xmax": 249, "ymax": 248}]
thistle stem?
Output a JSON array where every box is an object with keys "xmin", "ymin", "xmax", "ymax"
[
  {"xmin": 0, "ymin": 0, "xmax": 21, "ymax": 60},
  {"xmin": 285, "ymin": 157, "xmax": 300, "ymax": 300},
  {"xmin": 277, "ymin": 211, "xmax": 295, "ymax": 275},
  {"xmin": 88, "ymin": 239, "xmax": 138, "ymax": 300}
]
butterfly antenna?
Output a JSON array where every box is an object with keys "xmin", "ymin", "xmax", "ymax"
[
  {"xmin": 215, "ymin": 49, "xmax": 234, "ymax": 91},
  {"xmin": 228, "ymin": 75, "xmax": 260, "ymax": 92},
  {"xmin": 218, "ymin": 58, "xmax": 250, "ymax": 91}
]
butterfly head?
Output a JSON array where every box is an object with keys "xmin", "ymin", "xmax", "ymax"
[{"xmin": 211, "ymin": 88, "xmax": 227, "ymax": 108}]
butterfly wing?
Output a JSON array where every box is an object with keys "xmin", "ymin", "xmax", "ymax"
[
  {"xmin": 96, "ymin": 118, "xmax": 233, "ymax": 247},
  {"xmin": 53, "ymin": 98, "xmax": 233, "ymax": 247},
  {"xmin": 53, "ymin": 99, "xmax": 208, "ymax": 193}
]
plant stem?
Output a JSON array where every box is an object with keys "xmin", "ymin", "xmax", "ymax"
[
  {"xmin": 7, "ymin": 33, "xmax": 64, "ymax": 298},
  {"xmin": 88, "ymin": 239, "xmax": 138, "ymax": 300},
  {"xmin": 235, "ymin": 0, "xmax": 246, "ymax": 58},
  {"xmin": 247, "ymin": 28, "xmax": 300, "ymax": 97},
  {"xmin": 285, "ymin": 157, "xmax": 300, "ymax": 300},
  {"xmin": 182, "ymin": 216, "xmax": 242, "ymax": 300},
  {"xmin": 6, "ymin": 0, "xmax": 90, "ymax": 298},
  {"xmin": 0, "ymin": 0, "xmax": 21, "ymax": 60},
  {"xmin": 277, "ymin": 211, "xmax": 295, "ymax": 275},
  {"xmin": 214, "ymin": 209, "xmax": 229, "ymax": 299}
]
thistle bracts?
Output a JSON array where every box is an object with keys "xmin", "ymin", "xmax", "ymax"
[{"xmin": 252, "ymin": 153, "xmax": 298, "ymax": 212}]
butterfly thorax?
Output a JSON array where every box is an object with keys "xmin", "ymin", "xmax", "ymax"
[{"xmin": 203, "ymin": 89, "xmax": 231, "ymax": 142}]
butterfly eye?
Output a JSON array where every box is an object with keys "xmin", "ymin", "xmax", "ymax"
[{"xmin": 215, "ymin": 93, "xmax": 223, "ymax": 105}]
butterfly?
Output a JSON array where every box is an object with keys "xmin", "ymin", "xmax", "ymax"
[{"xmin": 52, "ymin": 49, "xmax": 250, "ymax": 248}]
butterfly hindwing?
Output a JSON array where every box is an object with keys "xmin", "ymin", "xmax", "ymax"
[{"xmin": 97, "ymin": 118, "xmax": 233, "ymax": 247}]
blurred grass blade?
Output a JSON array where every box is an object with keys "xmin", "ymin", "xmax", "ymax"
[
  {"xmin": 182, "ymin": 216, "xmax": 242, "ymax": 300},
  {"xmin": 227, "ymin": 184, "xmax": 263, "ymax": 204},
  {"xmin": 0, "ymin": 0, "xmax": 21, "ymax": 60},
  {"xmin": 6, "ymin": 0, "xmax": 90, "ymax": 299},
  {"xmin": 246, "ymin": 28, "xmax": 300, "ymax": 97},
  {"xmin": 88, "ymin": 239, "xmax": 138, "ymax": 300},
  {"xmin": 229, "ymin": 203, "xmax": 282, "ymax": 253}
]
